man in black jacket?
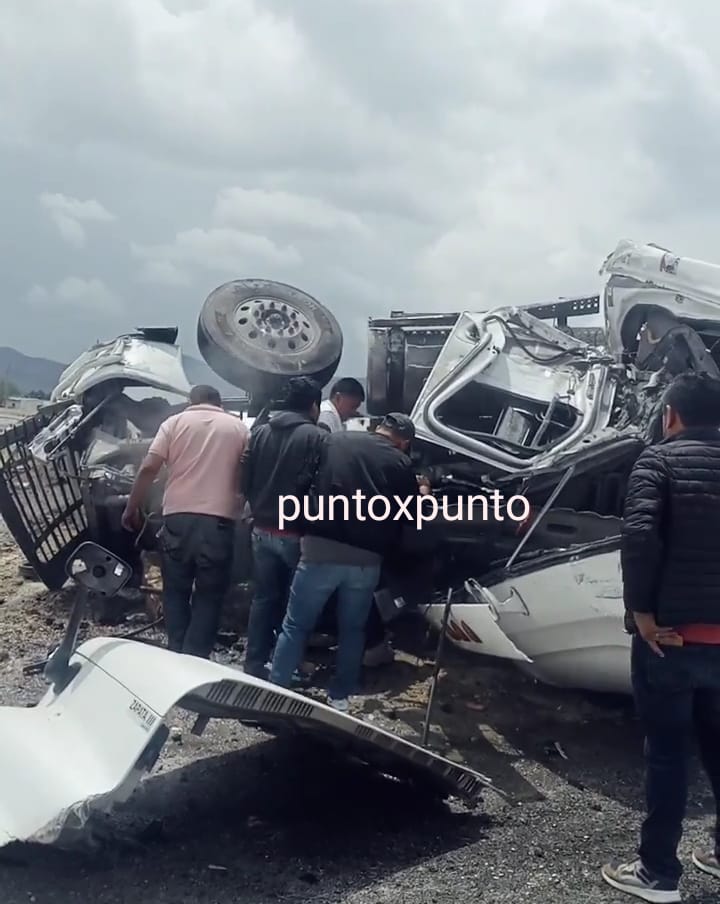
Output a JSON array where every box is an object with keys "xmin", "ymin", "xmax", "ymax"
[
  {"xmin": 240, "ymin": 377, "xmax": 326, "ymax": 678},
  {"xmin": 269, "ymin": 413, "xmax": 422, "ymax": 710},
  {"xmin": 602, "ymin": 372, "xmax": 720, "ymax": 902}
]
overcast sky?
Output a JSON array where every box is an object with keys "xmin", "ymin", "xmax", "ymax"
[{"xmin": 2, "ymin": 0, "xmax": 718, "ymax": 377}]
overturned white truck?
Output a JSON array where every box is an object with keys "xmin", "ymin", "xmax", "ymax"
[
  {"xmin": 2, "ymin": 240, "xmax": 719, "ymax": 701},
  {"xmin": 370, "ymin": 239, "xmax": 720, "ymax": 694}
]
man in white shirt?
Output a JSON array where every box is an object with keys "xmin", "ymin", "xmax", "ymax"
[{"xmin": 318, "ymin": 378, "xmax": 365, "ymax": 433}]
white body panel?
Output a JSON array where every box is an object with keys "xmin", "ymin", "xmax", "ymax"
[
  {"xmin": 601, "ymin": 239, "xmax": 720, "ymax": 309},
  {"xmin": 51, "ymin": 336, "xmax": 192, "ymax": 402},
  {"xmin": 0, "ymin": 637, "xmax": 500, "ymax": 848},
  {"xmin": 601, "ymin": 239, "xmax": 720, "ymax": 355},
  {"xmin": 425, "ymin": 549, "xmax": 631, "ymax": 695}
]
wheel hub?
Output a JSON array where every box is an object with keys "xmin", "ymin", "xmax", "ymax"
[{"xmin": 235, "ymin": 297, "xmax": 315, "ymax": 352}]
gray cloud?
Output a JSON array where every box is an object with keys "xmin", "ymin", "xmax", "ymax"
[
  {"xmin": 39, "ymin": 193, "xmax": 116, "ymax": 248},
  {"xmin": 28, "ymin": 277, "xmax": 120, "ymax": 314},
  {"xmin": 1, "ymin": 0, "xmax": 719, "ymax": 379}
]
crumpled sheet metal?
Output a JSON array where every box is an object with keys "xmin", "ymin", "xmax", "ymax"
[{"xmin": 0, "ymin": 637, "xmax": 505, "ymax": 848}]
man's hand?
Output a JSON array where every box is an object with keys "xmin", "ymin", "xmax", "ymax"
[
  {"xmin": 632, "ymin": 612, "xmax": 682, "ymax": 657},
  {"xmin": 121, "ymin": 451, "xmax": 164, "ymax": 533},
  {"xmin": 416, "ymin": 475, "xmax": 431, "ymax": 496},
  {"xmin": 121, "ymin": 504, "xmax": 141, "ymax": 532}
]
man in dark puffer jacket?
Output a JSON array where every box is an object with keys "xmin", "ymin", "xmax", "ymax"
[{"xmin": 602, "ymin": 372, "xmax": 720, "ymax": 902}]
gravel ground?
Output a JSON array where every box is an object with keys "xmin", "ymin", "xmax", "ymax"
[{"xmin": 0, "ymin": 528, "xmax": 717, "ymax": 904}]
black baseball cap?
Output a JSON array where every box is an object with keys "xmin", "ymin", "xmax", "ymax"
[{"xmin": 380, "ymin": 412, "xmax": 416, "ymax": 440}]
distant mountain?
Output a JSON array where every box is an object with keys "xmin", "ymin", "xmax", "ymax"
[
  {"xmin": 0, "ymin": 347, "xmax": 65, "ymax": 396},
  {"xmin": 0, "ymin": 346, "xmax": 245, "ymax": 398}
]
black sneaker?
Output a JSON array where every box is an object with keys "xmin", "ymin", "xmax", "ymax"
[
  {"xmin": 691, "ymin": 848, "xmax": 720, "ymax": 879},
  {"xmin": 601, "ymin": 859, "xmax": 681, "ymax": 903}
]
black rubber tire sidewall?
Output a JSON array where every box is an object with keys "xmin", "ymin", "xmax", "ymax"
[{"xmin": 197, "ymin": 279, "xmax": 342, "ymax": 395}]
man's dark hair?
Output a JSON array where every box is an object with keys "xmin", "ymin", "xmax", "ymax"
[
  {"xmin": 279, "ymin": 377, "xmax": 322, "ymax": 412},
  {"xmin": 189, "ymin": 384, "xmax": 222, "ymax": 407},
  {"xmin": 664, "ymin": 372, "xmax": 720, "ymax": 428},
  {"xmin": 329, "ymin": 377, "xmax": 365, "ymax": 401}
]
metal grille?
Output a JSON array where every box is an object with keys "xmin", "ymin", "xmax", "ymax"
[
  {"xmin": 0, "ymin": 402, "xmax": 89, "ymax": 589},
  {"xmin": 188, "ymin": 680, "xmax": 498, "ymax": 804},
  {"xmin": 204, "ymin": 679, "xmax": 316, "ymax": 720}
]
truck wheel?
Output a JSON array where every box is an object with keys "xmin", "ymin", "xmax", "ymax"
[{"xmin": 197, "ymin": 279, "xmax": 343, "ymax": 398}]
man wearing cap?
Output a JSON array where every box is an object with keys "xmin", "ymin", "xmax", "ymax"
[{"xmin": 269, "ymin": 413, "xmax": 423, "ymax": 710}]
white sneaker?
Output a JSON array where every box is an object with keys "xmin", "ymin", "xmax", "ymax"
[
  {"xmin": 692, "ymin": 848, "xmax": 720, "ymax": 879},
  {"xmin": 601, "ymin": 859, "xmax": 681, "ymax": 903},
  {"xmin": 363, "ymin": 640, "xmax": 394, "ymax": 668},
  {"xmin": 327, "ymin": 696, "xmax": 349, "ymax": 713}
]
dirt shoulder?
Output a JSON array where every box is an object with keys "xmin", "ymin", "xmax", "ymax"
[{"xmin": 0, "ymin": 540, "xmax": 716, "ymax": 904}]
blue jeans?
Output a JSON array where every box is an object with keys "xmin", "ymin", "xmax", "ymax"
[
  {"xmin": 244, "ymin": 528, "xmax": 300, "ymax": 676},
  {"xmin": 270, "ymin": 561, "xmax": 381, "ymax": 699},
  {"xmin": 631, "ymin": 635, "xmax": 720, "ymax": 882}
]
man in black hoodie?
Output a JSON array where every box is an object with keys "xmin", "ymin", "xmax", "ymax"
[
  {"xmin": 240, "ymin": 377, "xmax": 326, "ymax": 678},
  {"xmin": 269, "ymin": 413, "xmax": 422, "ymax": 710}
]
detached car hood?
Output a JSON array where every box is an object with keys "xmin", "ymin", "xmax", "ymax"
[
  {"xmin": 0, "ymin": 636, "xmax": 504, "ymax": 848},
  {"xmin": 51, "ymin": 333, "xmax": 192, "ymax": 402},
  {"xmin": 410, "ymin": 307, "xmax": 619, "ymax": 475}
]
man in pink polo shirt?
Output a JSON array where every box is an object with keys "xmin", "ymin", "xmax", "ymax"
[{"xmin": 122, "ymin": 385, "xmax": 249, "ymax": 658}]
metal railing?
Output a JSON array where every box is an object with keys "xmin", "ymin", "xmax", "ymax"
[{"xmin": 0, "ymin": 402, "xmax": 89, "ymax": 589}]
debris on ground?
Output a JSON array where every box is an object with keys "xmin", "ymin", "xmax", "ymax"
[
  {"xmin": 545, "ymin": 741, "xmax": 570, "ymax": 760},
  {"xmin": 0, "ymin": 520, "xmax": 716, "ymax": 904}
]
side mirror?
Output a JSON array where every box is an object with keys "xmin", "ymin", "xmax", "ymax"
[{"xmin": 44, "ymin": 543, "xmax": 132, "ymax": 692}]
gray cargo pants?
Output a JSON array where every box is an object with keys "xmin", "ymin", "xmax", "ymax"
[{"xmin": 158, "ymin": 512, "xmax": 235, "ymax": 658}]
